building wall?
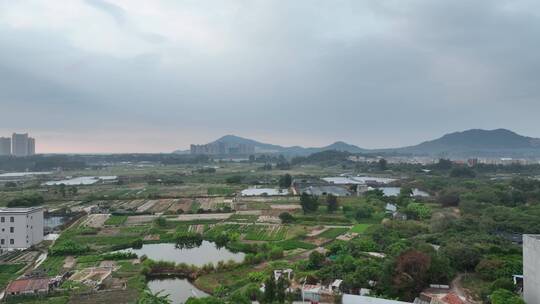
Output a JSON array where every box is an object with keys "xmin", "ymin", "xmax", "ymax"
[
  {"xmin": 0, "ymin": 137, "xmax": 11, "ymax": 156},
  {"xmin": 524, "ymin": 235, "xmax": 540, "ymax": 304},
  {"xmin": 27, "ymin": 137, "xmax": 36, "ymax": 155},
  {"xmin": 12, "ymin": 133, "xmax": 29, "ymax": 157},
  {"xmin": 0, "ymin": 208, "xmax": 43, "ymax": 250},
  {"xmin": 190, "ymin": 142, "xmax": 255, "ymax": 155}
]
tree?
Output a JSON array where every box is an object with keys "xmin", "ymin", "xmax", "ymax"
[
  {"xmin": 308, "ymin": 251, "xmax": 326, "ymax": 269},
  {"xmin": 69, "ymin": 186, "xmax": 78, "ymax": 196},
  {"xmin": 490, "ymin": 289, "xmax": 525, "ymax": 304},
  {"xmin": 399, "ymin": 186, "xmax": 413, "ymax": 198},
  {"xmin": 300, "ymin": 193, "xmax": 319, "ymax": 213},
  {"xmin": 405, "ymin": 203, "xmax": 432, "ymax": 220},
  {"xmin": 441, "ymin": 242, "xmax": 481, "ymax": 271},
  {"xmin": 4, "ymin": 182, "xmax": 16, "ymax": 188},
  {"xmin": 450, "ymin": 167, "xmax": 476, "ymax": 178},
  {"xmin": 378, "ymin": 158, "xmax": 388, "ymax": 170},
  {"xmin": 276, "ymin": 276, "xmax": 288, "ymax": 303},
  {"xmin": 390, "ymin": 250, "xmax": 432, "ymax": 300},
  {"xmin": 354, "ymin": 205, "xmax": 373, "ymax": 220},
  {"xmin": 278, "ymin": 174, "xmax": 292, "ymax": 188},
  {"xmin": 279, "ymin": 212, "xmax": 295, "ymax": 224},
  {"xmin": 326, "ymin": 194, "xmax": 338, "ymax": 213},
  {"xmin": 435, "ymin": 158, "xmax": 453, "ymax": 170},
  {"xmin": 226, "ymin": 175, "xmax": 243, "ymax": 184},
  {"xmin": 59, "ymin": 184, "xmax": 66, "ymax": 197},
  {"xmin": 155, "ymin": 216, "xmax": 167, "ymax": 227},
  {"xmin": 438, "ymin": 193, "xmax": 460, "ymax": 207},
  {"xmin": 138, "ymin": 290, "xmax": 172, "ymax": 304},
  {"xmin": 7, "ymin": 194, "xmax": 45, "ymax": 207},
  {"xmin": 263, "ymin": 276, "xmax": 276, "ymax": 303},
  {"xmin": 185, "ymin": 297, "xmax": 226, "ymax": 304}
]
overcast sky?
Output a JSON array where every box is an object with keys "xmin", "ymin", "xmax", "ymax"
[{"xmin": 1, "ymin": 0, "xmax": 539, "ymax": 153}]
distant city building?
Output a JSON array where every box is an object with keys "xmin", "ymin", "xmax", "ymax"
[
  {"xmin": 524, "ymin": 235, "xmax": 540, "ymax": 304},
  {"xmin": 10, "ymin": 133, "xmax": 36, "ymax": 156},
  {"xmin": 190, "ymin": 142, "xmax": 255, "ymax": 155},
  {"xmin": 28, "ymin": 137, "xmax": 36, "ymax": 155},
  {"xmin": 0, "ymin": 207, "xmax": 44, "ymax": 251},
  {"xmin": 0, "ymin": 137, "xmax": 11, "ymax": 156}
]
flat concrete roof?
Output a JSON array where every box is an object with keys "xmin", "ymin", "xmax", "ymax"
[{"xmin": 0, "ymin": 207, "xmax": 44, "ymax": 214}]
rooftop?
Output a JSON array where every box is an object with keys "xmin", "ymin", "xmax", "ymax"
[
  {"xmin": 441, "ymin": 293, "xmax": 465, "ymax": 304},
  {"xmin": 0, "ymin": 207, "xmax": 44, "ymax": 213},
  {"xmin": 343, "ymin": 294, "xmax": 412, "ymax": 304},
  {"xmin": 524, "ymin": 234, "xmax": 540, "ymax": 240},
  {"xmin": 6, "ymin": 278, "xmax": 49, "ymax": 294}
]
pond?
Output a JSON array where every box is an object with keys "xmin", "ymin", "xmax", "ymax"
[
  {"xmin": 379, "ymin": 187, "xmax": 430, "ymax": 197},
  {"xmin": 118, "ymin": 241, "xmax": 245, "ymax": 267},
  {"xmin": 148, "ymin": 278, "xmax": 208, "ymax": 304}
]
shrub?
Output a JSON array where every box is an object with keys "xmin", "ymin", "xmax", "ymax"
[
  {"xmin": 279, "ymin": 212, "xmax": 295, "ymax": 224},
  {"xmin": 50, "ymin": 240, "xmax": 90, "ymax": 256},
  {"xmin": 7, "ymin": 194, "xmax": 44, "ymax": 207},
  {"xmin": 490, "ymin": 289, "xmax": 525, "ymax": 304}
]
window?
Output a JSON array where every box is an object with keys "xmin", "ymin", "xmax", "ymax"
[
  {"xmin": 0, "ymin": 217, "xmax": 4, "ymax": 223},
  {"xmin": 9, "ymin": 217, "xmax": 14, "ymax": 223},
  {"xmin": 0, "ymin": 239, "xmax": 4, "ymax": 245},
  {"xmin": 9, "ymin": 239, "xmax": 14, "ymax": 245},
  {"xmin": 10, "ymin": 227, "xmax": 14, "ymax": 233}
]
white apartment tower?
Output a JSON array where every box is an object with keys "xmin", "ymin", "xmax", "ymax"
[
  {"xmin": 0, "ymin": 137, "xmax": 11, "ymax": 156},
  {"xmin": 27, "ymin": 137, "xmax": 35, "ymax": 155},
  {"xmin": 0, "ymin": 207, "xmax": 44, "ymax": 252},
  {"xmin": 11, "ymin": 133, "xmax": 36, "ymax": 156}
]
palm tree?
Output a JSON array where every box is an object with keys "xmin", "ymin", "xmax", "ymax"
[{"xmin": 137, "ymin": 290, "xmax": 172, "ymax": 304}]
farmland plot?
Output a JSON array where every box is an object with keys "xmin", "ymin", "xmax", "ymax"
[{"xmin": 244, "ymin": 225, "xmax": 288, "ymax": 241}]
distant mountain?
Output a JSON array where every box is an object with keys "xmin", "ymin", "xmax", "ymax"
[
  {"xmin": 388, "ymin": 129, "xmax": 540, "ymax": 157},
  {"xmin": 178, "ymin": 135, "xmax": 367, "ymax": 155},
  {"xmin": 176, "ymin": 129, "xmax": 540, "ymax": 158}
]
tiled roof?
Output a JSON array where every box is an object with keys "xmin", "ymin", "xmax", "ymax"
[
  {"xmin": 441, "ymin": 293, "xmax": 465, "ymax": 304},
  {"xmin": 6, "ymin": 278, "xmax": 49, "ymax": 293}
]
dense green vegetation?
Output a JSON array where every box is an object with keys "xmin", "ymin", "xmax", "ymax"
[
  {"xmin": 0, "ymin": 263, "xmax": 25, "ymax": 290},
  {"xmin": 4, "ymin": 156, "xmax": 540, "ymax": 304}
]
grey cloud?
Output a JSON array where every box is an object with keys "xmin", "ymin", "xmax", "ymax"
[
  {"xmin": 84, "ymin": 0, "xmax": 127, "ymax": 25},
  {"xmin": 1, "ymin": 0, "xmax": 540, "ymax": 151}
]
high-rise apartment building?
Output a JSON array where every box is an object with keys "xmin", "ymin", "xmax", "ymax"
[
  {"xmin": 10, "ymin": 133, "xmax": 36, "ymax": 156},
  {"xmin": 0, "ymin": 137, "xmax": 11, "ymax": 156},
  {"xmin": 12, "ymin": 133, "xmax": 29, "ymax": 156},
  {"xmin": 27, "ymin": 137, "xmax": 35, "ymax": 156}
]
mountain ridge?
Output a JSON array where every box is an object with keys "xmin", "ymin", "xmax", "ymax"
[{"xmin": 176, "ymin": 129, "xmax": 540, "ymax": 157}]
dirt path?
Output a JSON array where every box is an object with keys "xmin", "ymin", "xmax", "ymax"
[{"xmin": 451, "ymin": 274, "xmax": 482, "ymax": 304}]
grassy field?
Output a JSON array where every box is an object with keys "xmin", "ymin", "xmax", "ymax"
[
  {"xmin": 207, "ymin": 186, "xmax": 236, "ymax": 196},
  {"xmin": 275, "ymin": 239, "xmax": 317, "ymax": 250},
  {"xmin": 350, "ymin": 223, "xmax": 372, "ymax": 233},
  {"xmin": 0, "ymin": 263, "xmax": 25, "ymax": 290},
  {"xmin": 318, "ymin": 227, "xmax": 349, "ymax": 239},
  {"xmin": 244, "ymin": 225, "xmax": 288, "ymax": 241},
  {"xmin": 194, "ymin": 265, "xmax": 258, "ymax": 293},
  {"xmin": 105, "ymin": 215, "xmax": 128, "ymax": 226}
]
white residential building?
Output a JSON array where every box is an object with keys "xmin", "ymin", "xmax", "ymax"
[
  {"xmin": 11, "ymin": 133, "xmax": 36, "ymax": 156},
  {"xmin": 0, "ymin": 207, "xmax": 44, "ymax": 251},
  {"xmin": 524, "ymin": 234, "xmax": 540, "ymax": 304}
]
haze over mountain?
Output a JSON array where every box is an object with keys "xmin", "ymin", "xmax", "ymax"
[
  {"xmin": 179, "ymin": 129, "xmax": 540, "ymax": 157},
  {"xmin": 388, "ymin": 129, "xmax": 540, "ymax": 157}
]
